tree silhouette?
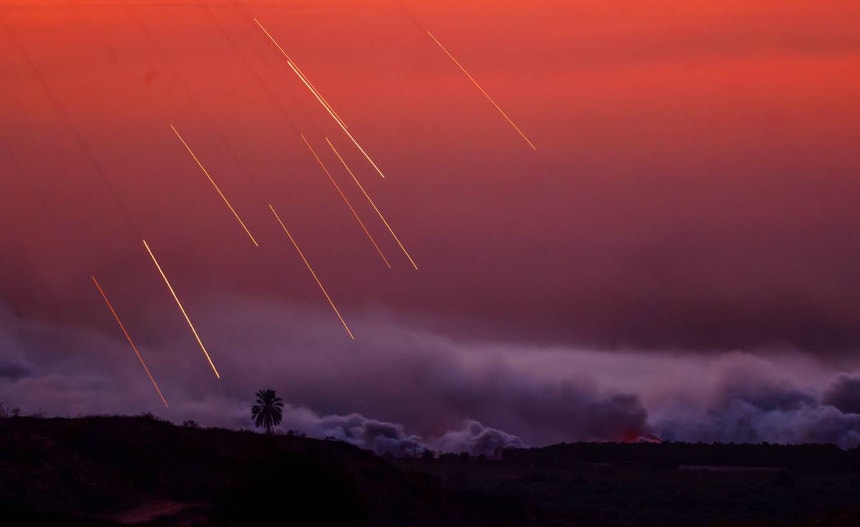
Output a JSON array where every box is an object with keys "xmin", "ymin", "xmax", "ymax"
[{"xmin": 251, "ymin": 389, "xmax": 284, "ymax": 434}]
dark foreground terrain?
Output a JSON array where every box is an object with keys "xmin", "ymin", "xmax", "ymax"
[{"xmin": 2, "ymin": 415, "xmax": 860, "ymax": 526}]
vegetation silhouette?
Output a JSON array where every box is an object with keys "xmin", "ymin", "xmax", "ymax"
[
  {"xmin": 4, "ymin": 414, "xmax": 860, "ymax": 526},
  {"xmin": 214, "ymin": 450, "xmax": 367, "ymax": 526},
  {"xmin": 251, "ymin": 389, "xmax": 283, "ymax": 434}
]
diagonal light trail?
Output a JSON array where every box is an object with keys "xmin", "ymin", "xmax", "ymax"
[
  {"xmin": 142, "ymin": 239, "xmax": 221, "ymax": 378},
  {"xmin": 426, "ymin": 30, "xmax": 536, "ymax": 150},
  {"xmin": 170, "ymin": 124, "xmax": 259, "ymax": 246},
  {"xmin": 300, "ymin": 134, "xmax": 391, "ymax": 268},
  {"xmin": 92, "ymin": 276, "xmax": 169, "ymax": 408},
  {"xmin": 253, "ymin": 17, "xmax": 388, "ymax": 179},
  {"xmin": 287, "ymin": 59, "xmax": 348, "ymax": 130},
  {"xmin": 249, "ymin": 18, "xmax": 346, "ymax": 129},
  {"xmin": 326, "ymin": 138, "xmax": 418, "ymax": 270},
  {"xmin": 268, "ymin": 204, "xmax": 355, "ymax": 340}
]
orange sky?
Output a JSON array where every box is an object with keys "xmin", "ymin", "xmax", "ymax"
[{"xmin": 2, "ymin": 0, "xmax": 860, "ymax": 352}]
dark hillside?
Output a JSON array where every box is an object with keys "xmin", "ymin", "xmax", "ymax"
[{"xmin": 3, "ymin": 416, "xmax": 860, "ymax": 526}]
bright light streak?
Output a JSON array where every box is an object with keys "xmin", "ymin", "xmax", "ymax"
[
  {"xmin": 268, "ymin": 204, "xmax": 355, "ymax": 340},
  {"xmin": 426, "ymin": 30, "xmax": 536, "ymax": 150},
  {"xmin": 288, "ymin": 61, "xmax": 348, "ymax": 130},
  {"xmin": 170, "ymin": 124, "xmax": 259, "ymax": 246},
  {"xmin": 300, "ymin": 134, "xmax": 391, "ymax": 268},
  {"xmin": 325, "ymin": 138, "xmax": 418, "ymax": 270},
  {"xmin": 92, "ymin": 276, "xmax": 169, "ymax": 408},
  {"xmin": 142, "ymin": 239, "xmax": 221, "ymax": 378},
  {"xmin": 253, "ymin": 17, "xmax": 388, "ymax": 179}
]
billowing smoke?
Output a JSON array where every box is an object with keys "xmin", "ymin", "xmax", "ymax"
[
  {"xmin": 274, "ymin": 405, "xmax": 525, "ymax": 457},
  {"xmin": 430, "ymin": 366, "xmax": 649, "ymax": 444},
  {"xmin": 0, "ymin": 299, "xmax": 638, "ymax": 450},
  {"xmin": 432, "ymin": 420, "xmax": 525, "ymax": 455},
  {"xmin": 822, "ymin": 375, "xmax": 860, "ymax": 414},
  {"xmin": 279, "ymin": 405, "xmax": 425, "ymax": 456},
  {"xmin": 654, "ymin": 361, "xmax": 860, "ymax": 448},
  {"xmin": 5, "ymin": 299, "xmax": 860, "ymax": 454}
]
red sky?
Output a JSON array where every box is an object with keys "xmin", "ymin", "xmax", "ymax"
[
  {"xmin": 5, "ymin": 0, "xmax": 860, "ymax": 448},
  {"xmin": 2, "ymin": 0, "xmax": 860, "ymax": 353}
]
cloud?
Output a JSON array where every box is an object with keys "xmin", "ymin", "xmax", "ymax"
[
  {"xmin": 280, "ymin": 406, "xmax": 425, "ymax": 457},
  {"xmin": 822, "ymin": 375, "xmax": 860, "ymax": 414},
  {"xmin": 0, "ymin": 298, "xmax": 647, "ymax": 447},
  {"xmin": 432, "ymin": 420, "xmax": 525, "ymax": 456},
  {"xmin": 430, "ymin": 365, "xmax": 649, "ymax": 444},
  {"xmin": 275, "ymin": 406, "xmax": 525, "ymax": 457},
  {"xmin": 0, "ymin": 363, "xmax": 30, "ymax": 381},
  {"xmin": 655, "ymin": 364, "xmax": 860, "ymax": 448},
  {"xmin": 5, "ymin": 298, "xmax": 860, "ymax": 454}
]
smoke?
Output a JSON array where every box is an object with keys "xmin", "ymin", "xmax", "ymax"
[
  {"xmin": 0, "ymin": 298, "xmax": 642, "ymax": 447},
  {"xmin": 429, "ymin": 365, "xmax": 649, "ymax": 444},
  {"xmin": 822, "ymin": 375, "xmax": 860, "ymax": 414},
  {"xmin": 432, "ymin": 420, "xmax": 526, "ymax": 456},
  {"xmin": 275, "ymin": 405, "xmax": 525, "ymax": 457},
  {"xmin": 4, "ymin": 298, "xmax": 860, "ymax": 455},
  {"xmin": 279, "ymin": 405, "xmax": 425, "ymax": 456},
  {"xmin": 654, "ymin": 359, "xmax": 860, "ymax": 448}
]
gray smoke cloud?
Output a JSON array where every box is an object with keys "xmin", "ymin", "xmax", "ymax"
[
  {"xmin": 654, "ymin": 362, "xmax": 860, "ymax": 448},
  {"xmin": 822, "ymin": 375, "xmax": 860, "ymax": 414},
  {"xmin": 0, "ymin": 299, "xmax": 637, "ymax": 448},
  {"xmin": 432, "ymin": 420, "xmax": 526, "ymax": 456},
  {"xmin": 4, "ymin": 299, "xmax": 860, "ymax": 454},
  {"xmin": 274, "ymin": 405, "xmax": 525, "ymax": 457}
]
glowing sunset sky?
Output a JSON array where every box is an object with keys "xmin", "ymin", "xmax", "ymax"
[{"xmin": 2, "ymin": 1, "xmax": 860, "ymax": 451}]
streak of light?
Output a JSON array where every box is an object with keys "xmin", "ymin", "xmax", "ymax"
[
  {"xmin": 253, "ymin": 17, "xmax": 388, "ymax": 179},
  {"xmin": 248, "ymin": 18, "xmax": 347, "ymax": 130},
  {"xmin": 223, "ymin": 2, "xmax": 348, "ymax": 130},
  {"xmin": 142, "ymin": 239, "xmax": 221, "ymax": 378},
  {"xmin": 92, "ymin": 276, "xmax": 169, "ymax": 408},
  {"xmin": 268, "ymin": 204, "xmax": 355, "ymax": 340},
  {"xmin": 300, "ymin": 134, "xmax": 391, "ymax": 268},
  {"xmin": 325, "ymin": 138, "xmax": 419, "ymax": 270},
  {"xmin": 124, "ymin": 4, "xmax": 270, "ymax": 207},
  {"xmin": 288, "ymin": 59, "xmax": 349, "ymax": 130},
  {"xmin": 169, "ymin": 125, "xmax": 259, "ymax": 247},
  {"xmin": 426, "ymin": 30, "xmax": 536, "ymax": 150}
]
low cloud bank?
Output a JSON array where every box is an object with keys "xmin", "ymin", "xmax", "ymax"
[
  {"xmin": 277, "ymin": 405, "xmax": 525, "ymax": 456},
  {"xmin": 655, "ymin": 366, "xmax": 860, "ymax": 448},
  {"xmin": 4, "ymin": 300, "xmax": 860, "ymax": 454}
]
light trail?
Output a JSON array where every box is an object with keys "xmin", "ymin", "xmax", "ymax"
[
  {"xmin": 170, "ymin": 124, "xmax": 259, "ymax": 247},
  {"xmin": 426, "ymin": 30, "xmax": 536, "ymax": 150},
  {"xmin": 92, "ymin": 276, "xmax": 169, "ymax": 408},
  {"xmin": 325, "ymin": 138, "xmax": 419, "ymax": 270},
  {"xmin": 253, "ymin": 17, "xmax": 388, "ymax": 179},
  {"xmin": 288, "ymin": 58, "xmax": 349, "ymax": 130},
  {"xmin": 142, "ymin": 239, "xmax": 221, "ymax": 378},
  {"xmin": 300, "ymin": 134, "xmax": 391, "ymax": 268},
  {"xmin": 268, "ymin": 204, "xmax": 355, "ymax": 340}
]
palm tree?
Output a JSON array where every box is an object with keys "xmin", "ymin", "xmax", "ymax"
[{"xmin": 251, "ymin": 389, "xmax": 284, "ymax": 434}]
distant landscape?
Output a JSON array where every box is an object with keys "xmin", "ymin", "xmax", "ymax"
[
  {"xmin": 4, "ymin": 3, "xmax": 860, "ymax": 526},
  {"xmin": 3, "ymin": 414, "xmax": 860, "ymax": 527}
]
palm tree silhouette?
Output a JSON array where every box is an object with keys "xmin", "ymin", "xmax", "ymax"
[{"xmin": 251, "ymin": 389, "xmax": 284, "ymax": 434}]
